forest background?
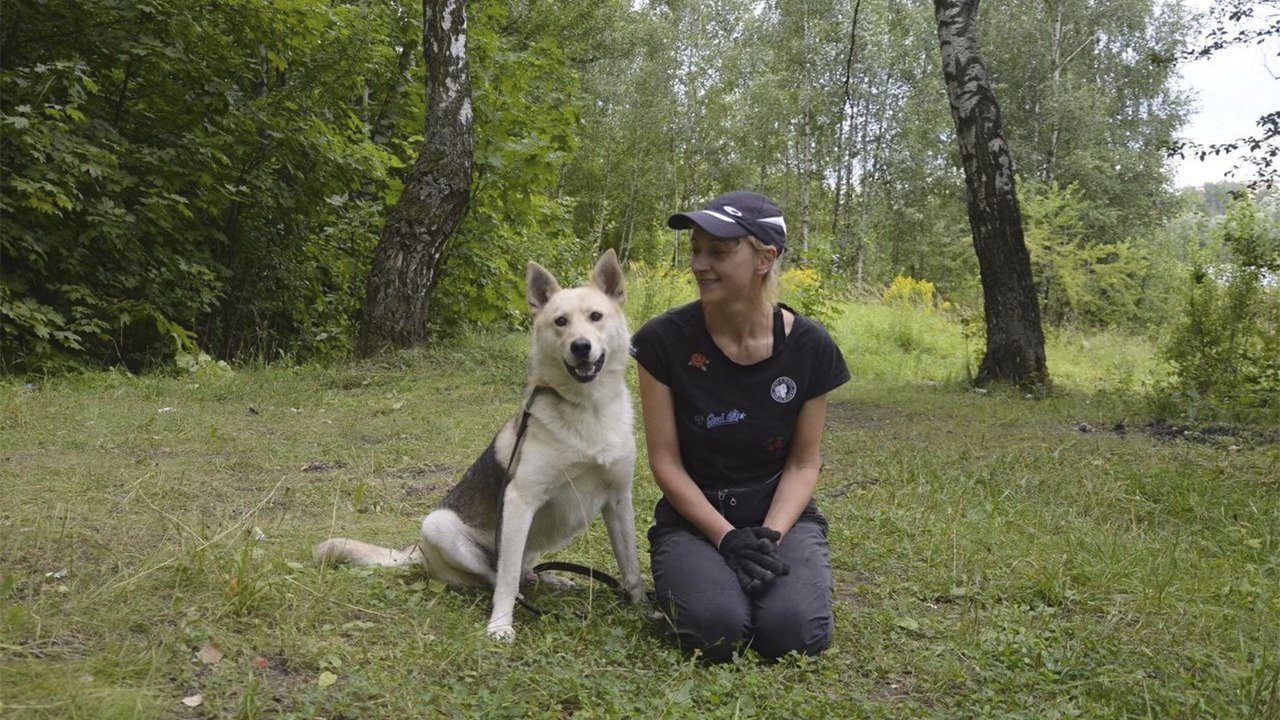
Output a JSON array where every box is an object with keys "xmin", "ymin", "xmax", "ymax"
[
  {"xmin": 1, "ymin": 0, "xmax": 1277, "ymax": 410},
  {"xmin": 3, "ymin": 2, "xmax": 1280, "ymax": 717}
]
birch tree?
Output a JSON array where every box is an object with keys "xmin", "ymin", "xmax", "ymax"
[
  {"xmin": 934, "ymin": 0, "xmax": 1048, "ymax": 386},
  {"xmin": 359, "ymin": 0, "xmax": 473, "ymax": 354}
]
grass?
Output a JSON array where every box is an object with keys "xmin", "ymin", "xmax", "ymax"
[{"xmin": 2, "ymin": 301, "xmax": 1278, "ymax": 719}]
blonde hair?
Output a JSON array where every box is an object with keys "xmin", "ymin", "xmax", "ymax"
[{"xmin": 744, "ymin": 235, "xmax": 782, "ymax": 307}]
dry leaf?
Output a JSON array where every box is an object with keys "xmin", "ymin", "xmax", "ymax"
[
  {"xmin": 181, "ymin": 694, "xmax": 203, "ymax": 707},
  {"xmin": 197, "ymin": 641, "xmax": 224, "ymax": 665},
  {"xmin": 252, "ymin": 656, "xmax": 269, "ymax": 669},
  {"xmin": 317, "ymin": 671, "xmax": 338, "ymax": 688}
]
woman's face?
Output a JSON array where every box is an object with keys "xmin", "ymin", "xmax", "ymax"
[{"xmin": 689, "ymin": 228, "xmax": 770, "ymax": 303}]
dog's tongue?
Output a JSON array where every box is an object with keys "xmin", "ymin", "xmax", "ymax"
[{"xmin": 567, "ymin": 355, "xmax": 604, "ymax": 383}]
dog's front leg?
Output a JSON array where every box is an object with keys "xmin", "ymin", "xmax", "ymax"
[
  {"xmin": 487, "ymin": 487, "xmax": 538, "ymax": 641},
  {"xmin": 602, "ymin": 478, "xmax": 645, "ymax": 604}
]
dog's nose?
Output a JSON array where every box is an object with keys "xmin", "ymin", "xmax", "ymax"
[{"xmin": 570, "ymin": 339, "xmax": 592, "ymax": 360}]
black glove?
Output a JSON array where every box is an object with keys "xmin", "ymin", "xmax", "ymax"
[{"xmin": 717, "ymin": 526, "xmax": 790, "ymax": 596}]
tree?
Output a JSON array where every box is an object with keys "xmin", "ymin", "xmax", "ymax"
[
  {"xmin": 934, "ymin": 0, "xmax": 1048, "ymax": 386},
  {"xmin": 1177, "ymin": 0, "xmax": 1279, "ymax": 189},
  {"xmin": 0, "ymin": 0, "xmax": 417, "ymax": 369},
  {"xmin": 984, "ymin": 0, "xmax": 1192, "ymax": 242},
  {"xmin": 358, "ymin": 0, "xmax": 473, "ymax": 355}
]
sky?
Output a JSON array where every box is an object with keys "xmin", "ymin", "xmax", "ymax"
[{"xmin": 1171, "ymin": 2, "xmax": 1279, "ymax": 188}]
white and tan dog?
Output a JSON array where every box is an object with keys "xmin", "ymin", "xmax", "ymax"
[{"xmin": 314, "ymin": 250, "xmax": 643, "ymax": 640}]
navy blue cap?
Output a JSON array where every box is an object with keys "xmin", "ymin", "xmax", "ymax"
[{"xmin": 668, "ymin": 190, "xmax": 787, "ymax": 254}]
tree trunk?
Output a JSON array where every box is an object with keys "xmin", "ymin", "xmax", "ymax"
[
  {"xmin": 934, "ymin": 0, "xmax": 1048, "ymax": 387},
  {"xmin": 358, "ymin": 0, "xmax": 473, "ymax": 356}
]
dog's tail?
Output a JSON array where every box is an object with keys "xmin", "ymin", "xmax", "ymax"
[{"xmin": 313, "ymin": 537, "xmax": 422, "ymax": 568}]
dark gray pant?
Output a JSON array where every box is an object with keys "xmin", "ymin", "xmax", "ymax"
[{"xmin": 649, "ymin": 520, "xmax": 833, "ymax": 662}]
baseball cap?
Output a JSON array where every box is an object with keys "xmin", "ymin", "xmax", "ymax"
[{"xmin": 667, "ymin": 190, "xmax": 787, "ymax": 254}]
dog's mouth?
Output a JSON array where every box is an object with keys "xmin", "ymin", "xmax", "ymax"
[{"xmin": 565, "ymin": 353, "xmax": 606, "ymax": 383}]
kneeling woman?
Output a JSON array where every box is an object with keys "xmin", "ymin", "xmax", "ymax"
[{"xmin": 631, "ymin": 191, "xmax": 849, "ymax": 662}]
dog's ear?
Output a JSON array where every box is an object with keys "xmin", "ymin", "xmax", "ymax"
[
  {"xmin": 590, "ymin": 249, "xmax": 625, "ymax": 304},
  {"xmin": 526, "ymin": 261, "xmax": 562, "ymax": 312}
]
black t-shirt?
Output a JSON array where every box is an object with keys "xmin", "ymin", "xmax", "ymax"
[{"xmin": 630, "ymin": 301, "xmax": 850, "ymax": 491}]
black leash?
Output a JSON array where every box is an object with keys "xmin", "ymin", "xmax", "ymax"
[
  {"xmin": 495, "ymin": 387, "xmax": 626, "ymax": 618},
  {"xmin": 495, "ymin": 386, "xmax": 550, "ymax": 556},
  {"xmin": 515, "ymin": 561, "xmax": 627, "ymax": 618}
]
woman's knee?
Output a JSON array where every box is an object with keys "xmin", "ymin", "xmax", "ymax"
[
  {"xmin": 657, "ymin": 588, "xmax": 751, "ymax": 662},
  {"xmin": 749, "ymin": 592, "xmax": 833, "ymax": 659}
]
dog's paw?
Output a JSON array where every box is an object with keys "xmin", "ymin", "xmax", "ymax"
[
  {"xmin": 486, "ymin": 623, "xmax": 516, "ymax": 642},
  {"xmin": 528, "ymin": 570, "xmax": 576, "ymax": 591},
  {"xmin": 620, "ymin": 580, "xmax": 646, "ymax": 604}
]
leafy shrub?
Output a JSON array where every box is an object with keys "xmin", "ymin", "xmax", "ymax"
[
  {"xmin": 1020, "ymin": 179, "xmax": 1173, "ymax": 329},
  {"xmin": 1154, "ymin": 192, "xmax": 1280, "ymax": 422},
  {"xmin": 0, "ymin": 1, "xmax": 413, "ymax": 371},
  {"xmin": 623, "ymin": 261, "xmax": 694, "ymax": 330},
  {"xmin": 0, "ymin": 0, "xmax": 606, "ymax": 368},
  {"xmin": 882, "ymin": 275, "xmax": 938, "ymax": 309},
  {"xmin": 781, "ymin": 266, "xmax": 839, "ymax": 328}
]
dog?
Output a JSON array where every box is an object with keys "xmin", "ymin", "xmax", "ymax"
[{"xmin": 314, "ymin": 250, "xmax": 644, "ymax": 640}]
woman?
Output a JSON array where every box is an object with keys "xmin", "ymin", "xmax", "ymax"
[{"xmin": 631, "ymin": 190, "xmax": 850, "ymax": 662}]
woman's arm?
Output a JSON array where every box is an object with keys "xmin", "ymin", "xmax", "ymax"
[
  {"xmin": 763, "ymin": 393, "xmax": 829, "ymax": 539},
  {"xmin": 637, "ymin": 365, "xmax": 735, "ymax": 545}
]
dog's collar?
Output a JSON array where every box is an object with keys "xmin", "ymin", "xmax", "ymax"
[{"xmin": 523, "ymin": 384, "xmax": 561, "ymax": 414}]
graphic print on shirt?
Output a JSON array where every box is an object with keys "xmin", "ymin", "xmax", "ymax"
[
  {"xmin": 770, "ymin": 376, "xmax": 798, "ymax": 403},
  {"xmin": 688, "ymin": 352, "xmax": 710, "ymax": 372},
  {"xmin": 694, "ymin": 409, "xmax": 747, "ymax": 429}
]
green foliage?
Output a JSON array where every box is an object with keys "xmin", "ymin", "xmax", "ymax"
[
  {"xmin": 0, "ymin": 0, "xmax": 415, "ymax": 371},
  {"xmin": 431, "ymin": 0, "xmax": 591, "ymax": 332},
  {"xmin": 1155, "ymin": 192, "xmax": 1280, "ymax": 422},
  {"xmin": 457, "ymin": 1, "xmax": 634, "ymax": 316},
  {"xmin": 881, "ymin": 275, "xmax": 939, "ymax": 310},
  {"xmin": 780, "ymin": 266, "xmax": 839, "ymax": 329},
  {"xmin": 0, "ymin": 0, "xmax": 1217, "ymax": 375},
  {"xmin": 1021, "ymin": 179, "xmax": 1169, "ymax": 328},
  {"xmin": 622, "ymin": 260, "xmax": 695, "ymax": 331}
]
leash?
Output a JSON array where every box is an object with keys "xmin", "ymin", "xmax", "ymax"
[
  {"xmin": 515, "ymin": 561, "xmax": 627, "ymax": 618},
  {"xmin": 495, "ymin": 386, "xmax": 551, "ymax": 555},
  {"xmin": 494, "ymin": 386, "xmax": 627, "ymax": 618}
]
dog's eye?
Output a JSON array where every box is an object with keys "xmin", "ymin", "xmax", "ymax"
[
  {"xmin": 589, "ymin": 311, "xmax": 603, "ymax": 322},
  {"xmin": 555, "ymin": 316, "xmax": 568, "ymax": 327}
]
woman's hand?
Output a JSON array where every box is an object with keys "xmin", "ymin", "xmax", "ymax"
[{"xmin": 717, "ymin": 526, "xmax": 790, "ymax": 595}]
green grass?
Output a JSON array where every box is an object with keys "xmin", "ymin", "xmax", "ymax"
[{"xmin": 2, "ymin": 305, "xmax": 1278, "ymax": 719}]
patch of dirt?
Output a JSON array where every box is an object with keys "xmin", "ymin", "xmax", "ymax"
[
  {"xmin": 300, "ymin": 461, "xmax": 346, "ymax": 473},
  {"xmin": 1141, "ymin": 419, "xmax": 1280, "ymax": 446}
]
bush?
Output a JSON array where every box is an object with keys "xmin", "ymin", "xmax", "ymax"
[
  {"xmin": 0, "ymin": 1, "xmax": 412, "ymax": 371},
  {"xmin": 781, "ymin": 266, "xmax": 840, "ymax": 328},
  {"xmin": 1154, "ymin": 192, "xmax": 1280, "ymax": 423},
  {"xmin": 623, "ymin": 261, "xmax": 695, "ymax": 331},
  {"xmin": 882, "ymin": 275, "xmax": 939, "ymax": 310}
]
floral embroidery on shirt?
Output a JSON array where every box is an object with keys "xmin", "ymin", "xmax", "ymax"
[{"xmin": 688, "ymin": 352, "xmax": 710, "ymax": 372}]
